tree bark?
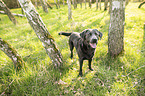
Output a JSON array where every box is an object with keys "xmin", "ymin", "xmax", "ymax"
[
  {"xmin": 89, "ymin": 0, "xmax": 92, "ymax": 8},
  {"xmin": 57, "ymin": 0, "xmax": 60, "ymax": 8},
  {"xmin": 79, "ymin": 0, "xmax": 82, "ymax": 8},
  {"xmin": 67, "ymin": 0, "xmax": 72, "ymax": 20},
  {"xmin": 0, "ymin": 0, "xmax": 17, "ymax": 24},
  {"xmin": 63, "ymin": 0, "xmax": 65, "ymax": 6},
  {"xmin": 35, "ymin": 0, "xmax": 39, "ymax": 9},
  {"xmin": 0, "ymin": 11, "xmax": 25, "ymax": 17},
  {"xmin": 96, "ymin": 0, "xmax": 98, "ymax": 10},
  {"xmin": 138, "ymin": 1, "xmax": 145, "ymax": 8},
  {"xmin": 40, "ymin": 0, "xmax": 48, "ymax": 13},
  {"xmin": 99, "ymin": 0, "xmax": 101, "ymax": 10},
  {"xmin": 84, "ymin": 0, "xmax": 87, "ymax": 9},
  {"xmin": 46, "ymin": 2, "xmax": 53, "ymax": 9},
  {"xmin": 109, "ymin": 0, "xmax": 112, "ymax": 14},
  {"xmin": 125, "ymin": 0, "xmax": 129, "ymax": 6},
  {"xmin": 104, "ymin": 0, "xmax": 108, "ymax": 11},
  {"xmin": 54, "ymin": 0, "xmax": 58, "ymax": 9},
  {"xmin": 73, "ymin": 0, "xmax": 77, "ymax": 9},
  {"xmin": 18, "ymin": 0, "xmax": 63, "ymax": 68},
  {"xmin": 108, "ymin": 0, "xmax": 125, "ymax": 57},
  {"xmin": 0, "ymin": 38, "xmax": 25, "ymax": 70}
]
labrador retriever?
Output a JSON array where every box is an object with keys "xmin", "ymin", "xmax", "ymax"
[{"xmin": 59, "ymin": 29, "xmax": 103, "ymax": 76}]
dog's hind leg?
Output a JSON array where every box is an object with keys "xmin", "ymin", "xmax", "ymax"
[{"xmin": 69, "ymin": 41, "xmax": 74, "ymax": 59}]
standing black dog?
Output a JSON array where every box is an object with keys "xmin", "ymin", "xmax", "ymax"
[{"xmin": 59, "ymin": 29, "xmax": 103, "ymax": 76}]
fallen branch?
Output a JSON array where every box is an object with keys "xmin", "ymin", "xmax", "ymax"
[
  {"xmin": 46, "ymin": 2, "xmax": 53, "ymax": 9},
  {"xmin": 0, "ymin": 11, "xmax": 25, "ymax": 17},
  {"xmin": 126, "ymin": 65, "xmax": 145, "ymax": 76}
]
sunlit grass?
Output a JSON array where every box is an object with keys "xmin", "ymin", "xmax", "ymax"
[{"xmin": 0, "ymin": 2, "xmax": 145, "ymax": 95}]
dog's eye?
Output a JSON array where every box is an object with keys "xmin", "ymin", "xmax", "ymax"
[
  {"xmin": 95, "ymin": 33, "xmax": 98, "ymax": 36},
  {"xmin": 89, "ymin": 33, "xmax": 92, "ymax": 36}
]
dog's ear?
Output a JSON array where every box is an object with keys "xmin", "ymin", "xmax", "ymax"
[
  {"xmin": 94, "ymin": 29, "xmax": 103, "ymax": 40},
  {"xmin": 80, "ymin": 29, "xmax": 89, "ymax": 40},
  {"xmin": 98, "ymin": 31, "xmax": 103, "ymax": 40}
]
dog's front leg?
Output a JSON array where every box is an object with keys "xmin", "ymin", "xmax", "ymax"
[
  {"xmin": 88, "ymin": 59, "xmax": 93, "ymax": 71},
  {"xmin": 79, "ymin": 59, "xmax": 83, "ymax": 76}
]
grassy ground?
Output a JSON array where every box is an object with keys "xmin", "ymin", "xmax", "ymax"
[{"xmin": 0, "ymin": 2, "xmax": 145, "ymax": 96}]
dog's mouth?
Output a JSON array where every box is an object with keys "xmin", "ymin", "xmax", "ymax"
[{"xmin": 89, "ymin": 43, "xmax": 97, "ymax": 48}]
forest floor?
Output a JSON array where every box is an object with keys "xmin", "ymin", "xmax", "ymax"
[{"xmin": 0, "ymin": 2, "xmax": 145, "ymax": 96}]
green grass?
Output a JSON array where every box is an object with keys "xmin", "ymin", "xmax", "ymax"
[{"xmin": 0, "ymin": 2, "xmax": 145, "ymax": 95}]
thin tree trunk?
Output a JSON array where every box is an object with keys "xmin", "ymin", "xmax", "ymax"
[
  {"xmin": 108, "ymin": 0, "xmax": 125, "ymax": 57},
  {"xmin": 54, "ymin": 0, "xmax": 58, "ymax": 9},
  {"xmin": 35, "ymin": 0, "xmax": 39, "ymax": 9},
  {"xmin": 0, "ymin": 11, "xmax": 25, "ymax": 17},
  {"xmin": 96, "ymin": 0, "xmax": 98, "ymax": 10},
  {"xmin": 84, "ymin": 0, "xmax": 87, "ymax": 9},
  {"xmin": 125, "ymin": 0, "xmax": 129, "ymax": 6},
  {"xmin": 40, "ymin": 0, "xmax": 48, "ymax": 13},
  {"xmin": 0, "ymin": 38, "xmax": 25, "ymax": 70},
  {"xmin": 80, "ymin": 0, "xmax": 82, "ymax": 8},
  {"xmin": 99, "ymin": 0, "xmax": 101, "ymax": 10},
  {"xmin": 138, "ymin": 1, "xmax": 145, "ymax": 8},
  {"xmin": 74, "ymin": 0, "xmax": 77, "ymax": 9},
  {"xmin": 45, "ymin": 0, "xmax": 53, "ymax": 9},
  {"xmin": 57, "ymin": 0, "xmax": 60, "ymax": 8},
  {"xmin": 63, "ymin": 0, "xmax": 65, "ymax": 6},
  {"xmin": 67, "ymin": 0, "xmax": 72, "ymax": 20},
  {"xmin": 109, "ymin": 0, "xmax": 112, "ymax": 14},
  {"xmin": 18, "ymin": 0, "xmax": 63, "ymax": 68},
  {"xmin": 0, "ymin": 0, "xmax": 17, "ymax": 24},
  {"xmin": 89, "ymin": 0, "xmax": 92, "ymax": 8},
  {"xmin": 104, "ymin": 0, "xmax": 108, "ymax": 11}
]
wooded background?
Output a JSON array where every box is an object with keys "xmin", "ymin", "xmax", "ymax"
[{"xmin": 0, "ymin": 0, "xmax": 144, "ymax": 9}]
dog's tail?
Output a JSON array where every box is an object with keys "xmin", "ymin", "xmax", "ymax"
[{"xmin": 58, "ymin": 32, "xmax": 72, "ymax": 36}]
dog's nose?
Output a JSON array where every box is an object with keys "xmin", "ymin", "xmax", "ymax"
[{"xmin": 92, "ymin": 39, "xmax": 97, "ymax": 43}]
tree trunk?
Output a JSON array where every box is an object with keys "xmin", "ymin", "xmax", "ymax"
[
  {"xmin": 80, "ymin": 0, "xmax": 82, "ymax": 8},
  {"xmin": 46, "ymin": 1, "xmax": 53, "ymax": 9},
  {"xmin": 74, "ymin": 0, "xmax": 77, "ymax": 9},
  {"xmin": 0, "ymin": 11, "xmax": 25, "ymax": 17},
  {"xmin": 67, "ymin": 0, "xmax": 72, "ymax": 20},
  {"xmin": 63, "ymin": 0, "xmax": 65, "ymax": 6},
  {"xmin": 18, "ymin": 0, "xmax": 63, "ymax": 68},
  {"xmin": 104, "ymin": 0, "xmax": 108, "ymax": 11},
  {"xmin": 40, "ymin": 0, "xmax": 48, "ymax": 13},
  {"xmin": 109, "ymin": 0, "xmax": 112, "ymax": 14},
  {"xmin": 125, "ymin": 0, "xmax": 129, "ymax": 6},
  {"xmin": 96, "ymin": 0, "xmax": 98, "ymax": 10},
  {"xmin": 89, "ymin": 0, "xmax": 92, "ymax": 8},
  {"xmin": 54, "ymin": 0, "xmax": 58, "ymax": 9},
  {"xmin": 0, "ymin": 0, "xmax": 17, "ymax": 24},
  {"xmin": 35, "ymin": 0, "xmax": 39, "ymax": 9},
  {"xmin": 84, "ymin": 0, "xmax": 87, "ymax": 9},
  {"xmin": 57, "ymin": 0, "xmax": 60, "ymax": 8},
  {"xmin": 138, "ymin": 1, "xmax": 145, "ymax": 8},
  {"xmin": 108, "ymin": 0, "xmax": 125, "ymax": 57},
  {"xmin": 99, "ymin": 0, "xmax": 101, "ymax": 10},
  {"xmin": 0, "ymin": 38, "xmax": 25, "ymax": 70}
]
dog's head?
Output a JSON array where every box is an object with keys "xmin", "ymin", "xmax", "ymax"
[{"xmin": 80, "ymin": 29, "xmax": 103, "ymax": 49}]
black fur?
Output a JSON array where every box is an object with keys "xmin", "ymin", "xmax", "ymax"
[{"xmin": 59, "ymin": 29, "xmax": 103, "ymax": 76}]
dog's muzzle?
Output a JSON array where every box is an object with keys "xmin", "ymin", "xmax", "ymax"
[{"xmin": 89, "ymin": 39, "xmax": 97, "ymax": 48}]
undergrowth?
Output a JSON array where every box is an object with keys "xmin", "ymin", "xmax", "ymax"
[{"xmin": 0, "ymin": 2, "xmax": 145, "ymax": 96}]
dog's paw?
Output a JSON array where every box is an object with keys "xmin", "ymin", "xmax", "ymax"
[{"xmin": 79, "ymin": 72, "xmax": 83, "ymax": 77}]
